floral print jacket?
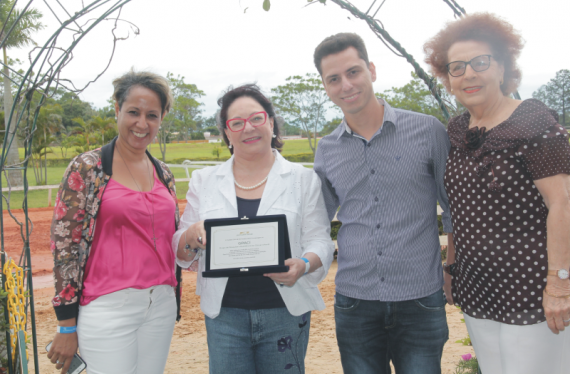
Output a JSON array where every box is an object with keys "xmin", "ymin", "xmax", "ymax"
[{"xmin": 51, "ymin": 137, "xmax": 182, "ymax": 321}]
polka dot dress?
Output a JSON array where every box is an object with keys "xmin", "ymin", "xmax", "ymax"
[{"xmin": 445, "ymin": 99, "xmax": 570, "ymax": 325}]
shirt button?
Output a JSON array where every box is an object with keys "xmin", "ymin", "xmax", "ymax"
[
  {"xmin": 376, "ymin": 224, "xmax": 381, "ymax": 229},
  {"xmin": 381, "ymin": 277, "xmax": 385, "ymax": 282},
  {"xmin": 374, "ymin": 197, "xmax": 379, "ymax": 202},
  {"xmin": 367, "ymin": 143, "xmax": 372, "ymax": 147},
  {"xmin": 371, "ymin": 169, "xmax": 375, "ymax": 174},
  {"xmin": 378, "ymin": 251, "xmax": 382, "ymax": 256}
]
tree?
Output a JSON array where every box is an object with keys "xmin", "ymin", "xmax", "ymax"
[
  {"xmin": 29, "ymin": 104, "xmax": 62, "ymax": 184},
  {"xmin": 380, "ymin": 72, "xmax": 457, "ymax": 124},
  {"xmin": 272, "ymin": 73, "xmax": 330, "ymax": 155},
  {"xmin": 0, "ymin": 1, "xmax": 44, "ymax": 186},
  {"xmin": 69, "ymin": 117, "xmax": 98, "ymax": 154},
  {"xmin": 158, "ymin": 73, "xmax": 205, "ymax": 161},
  {"xmin": 533, "ymin": 69, "xmax": 570, "ymax": 128},
  {"xmin": 90, "ymin": 115, "xmax": 116, "ymax": 146},
  {"xmin": 54, "ymin": 90, "xmax": 94, "ymax": 129},
  {"xmin": 321, "ymin": 117, "xmax": 342, "ymax": 137}
]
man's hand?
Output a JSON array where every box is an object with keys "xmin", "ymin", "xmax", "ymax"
[{"xmin": 443, "ymin": 272, "xmax": 454, "ymax": 305}]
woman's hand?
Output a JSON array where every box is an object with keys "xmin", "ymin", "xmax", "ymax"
[
  {"xmin": 543, "ymin": 281, "xmax": 570, "ymax": 334},
  {"xmin": 47, "ymin": 319, "xmax": 78, "ymax": 374},
  {"xmin": 177, "ymin": 221, "xmax": 206, "ymax": 262},
  {"xmin": 264, "ymin": 259, "xmax": 306, "ymax": 287}
]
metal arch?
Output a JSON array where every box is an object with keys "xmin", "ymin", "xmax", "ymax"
[{"xmin": 0, "ymin": 1, "xmax": 135, "ymax": 372}]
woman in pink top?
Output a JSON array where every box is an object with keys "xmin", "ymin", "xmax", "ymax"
[{"xmin": 47, "ymin": 70, "xmax": 182, "ymax": 374}]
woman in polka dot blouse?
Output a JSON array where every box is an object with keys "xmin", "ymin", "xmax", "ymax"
[{"xmin": 424, "ymin": 13, "xmax": 570, "ymax": 374}]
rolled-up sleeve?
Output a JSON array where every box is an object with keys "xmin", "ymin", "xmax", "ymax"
[
  {"xmin": 300, "ymin": 171, "xmax": 336, "ymax": 286},
  {"xmin": 431, "ymin": 117, "xmax": 452, "ymax": 233},
  {"xmin": 172, "ymin": 174, "xmax": 201, "ymax": 269}
]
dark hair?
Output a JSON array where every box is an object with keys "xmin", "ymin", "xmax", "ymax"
[
  {"xmin": 112, "ymin": 68, "xmax": 173, "ymax": 115},
  {"xmin": 313, "ymin": 33, "xmax": 369, "ymax": 76},
  {"xmin": 216, "ymin": 84, "xmax": 283, "ymax": 155},
  {"xmin": 423, "ymin": 13, "xmax": 524, "ymax": 95}
]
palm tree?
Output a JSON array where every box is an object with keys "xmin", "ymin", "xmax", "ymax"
[
  {"xmin": 90, "ymin": 115, "xmax": 116, "ymax": 146},
  {"xmin": 0, "ymin": 1, "xmax": 43, "ymax": 186},
  {"xmin": 70, "ymin": 117, "xmax": 98, "ymax": 154},
  {"xmin": 31, "ymin": 104, "xmax": 62, "ymax": 184}
]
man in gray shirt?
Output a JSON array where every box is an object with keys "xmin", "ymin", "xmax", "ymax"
[{"xmin": 313, "ymin": 33, "xmax": 452, "ymax": 374}]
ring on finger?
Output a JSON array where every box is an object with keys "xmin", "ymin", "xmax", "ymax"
[
  {"xmin": 564, "ymin": 318, "xmax": 570, "ymax": 323},
  {"xmin": 280, "ymin": 283, "xmax": 284, "ymax": 287},
  {"xmin": 198, "ymin": 236, "xmax": 203, "ymax": 244},
  {"xmin": 56, "ymin": 360, "xmax": 61, "ymax": 364}
]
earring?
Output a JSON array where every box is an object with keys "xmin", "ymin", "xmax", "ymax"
[
  {"xmin": 228, "ymin": 143, "xmax": 232, "ymax": 149},
  {"xmin": 272, "ymin": 134, "xmax": 276, "ymax": 138},
  {"xmin": 450, "ymin": 88, "xmax": 453, "ymax": 92}
]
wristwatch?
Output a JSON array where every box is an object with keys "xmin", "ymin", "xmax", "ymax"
[
  {"xmin": 547, "ymin": 269, "xmax": 570, "ymax": 280},
  {"xmin": 443, "ymin": 262, "xmax": 456, "ymax": 276}
]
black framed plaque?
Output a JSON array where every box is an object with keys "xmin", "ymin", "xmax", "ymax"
[{"xmin": 202, "ymin": 214, "xmax": 292, "ymax": 278}]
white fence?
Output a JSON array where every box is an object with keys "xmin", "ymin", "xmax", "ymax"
[{"xmin": 1, "ymin": 161, "xmax": 315, "ymax": 207}]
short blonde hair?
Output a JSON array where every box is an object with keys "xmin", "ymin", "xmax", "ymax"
[{"xmin": 112, "ymin": 69, "xmax": 174, "ymax": 115}]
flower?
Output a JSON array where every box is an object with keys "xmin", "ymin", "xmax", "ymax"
[
  {"xmin": 88, "ymin": 218, "xmax": 95, "ymax": 237},
  {"xmin": 54, "ymin": 200, "xmax": 68, "ymax": 220},
  {"xmin": 461, "ymin": 353, "xmax": 472, "ymax": 361},
  {"xmin": 51, "ymin": 295, "xmax": 62, "ymax": 307},
  {"xmin": 463, "ymin": 126, "xmax": 487, "ymax": 149},
  {"xmin": 50, "ymin": 240, "xmax": 56, "ymax": 253},
  {"xmin": 72, "ymin": 225, "xmax": 82, "ymax": 243},
  {"xmin": 59, "ymin": 284, "xmax": 76, "ymax": 301},
  {"xmin": 277, "ymin": 336, "xmax": 293, "ymax": 352},
  {"xmin": 73, "ymin": 209, "xmax": 85, "ymax": 222},
  {"xmin": 54, "ymin": 221, "xmax": 71, "ymax": 237},
  {"xmin": 67, "ymin": 171, "xmax": 86, "ymax": 192}
]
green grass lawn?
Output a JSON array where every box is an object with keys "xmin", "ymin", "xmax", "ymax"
[
  {"xmin": 18, "ymin": 139, "xmax": 318, "ymax": 162},
  {"xmin": 6, "ymin": 138, "xmax": 318, "ymax": 210}
]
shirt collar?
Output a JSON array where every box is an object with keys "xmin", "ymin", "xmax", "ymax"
[{"xmin": 336, "ymin": 98, "xmax": 398, "ymax": 141}]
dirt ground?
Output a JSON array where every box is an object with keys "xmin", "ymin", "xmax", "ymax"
[{"xmin": 3, "ymin": 205, "xmax": 474, "ymax": 374}]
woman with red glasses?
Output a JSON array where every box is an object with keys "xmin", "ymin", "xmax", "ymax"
[
  {"xmin": 424, "ymin": 13, "xmax": 570, "ymax": 373},
  {"xmin": 173, "ymin": 84, "xmax": 334, "ymax": 373}
]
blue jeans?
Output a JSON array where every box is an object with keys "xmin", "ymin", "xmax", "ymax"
[
  {"xmin": 335, "ymin": 290, "xmax": 449, "ymax": 374},
  {"xmin": 205, "ymin": 307, "xmax": 311, "ymax": 374}
]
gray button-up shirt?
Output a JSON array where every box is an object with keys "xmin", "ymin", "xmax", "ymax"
[{"xmin": 314, "ymin": 99, "xmax": 452, "ymax": 301}]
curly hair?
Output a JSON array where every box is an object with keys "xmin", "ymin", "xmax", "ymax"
[
  {"xmin": 216, "ymin": 84, "xmax": 283, "ymax": 155},
  {"xmin": 423, "ymin": 13, "xmax": 524, "ymax": 95}
]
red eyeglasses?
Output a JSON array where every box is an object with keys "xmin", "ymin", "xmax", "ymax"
[{"xmin": 226, "ymin": 111, "xmax": 268, "ymax": 132}]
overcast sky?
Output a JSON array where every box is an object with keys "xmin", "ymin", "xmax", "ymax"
[{"xmin": 9, "ymin": 0, "xmax": 569, "ymax": 118}]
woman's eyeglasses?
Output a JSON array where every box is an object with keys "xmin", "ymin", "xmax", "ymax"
[
  {"xmin": 446, "ymin": 55, "xmax": 492, "ymax": 77},
  {"xmin": 226, "ymin": 111, "xmax": 268, "ymax": 132}
]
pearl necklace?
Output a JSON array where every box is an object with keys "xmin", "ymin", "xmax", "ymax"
[{"xmin": 234, "ymin": 175, "xmax": 268, "ymax": 190}]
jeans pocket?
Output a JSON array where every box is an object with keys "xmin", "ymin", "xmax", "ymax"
[
  {"xmin": 334, "ymin": 292, "xmax": 360, "ymax": 311},
  {"xmin": 414, "ymin": 290, "xmax": 446, "ymax": 312}
]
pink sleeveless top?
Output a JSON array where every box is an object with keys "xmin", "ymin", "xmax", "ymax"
[{"xmin": 80, "ymin": 171, "xmax": 177, "ymax": 305}]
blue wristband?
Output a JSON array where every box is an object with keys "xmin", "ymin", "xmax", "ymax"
[
  {"xmin": 301, "ymin": 257, "xmax": 310, "ymax": 275},
  {"xmin": 57, "ymin": 326, "xmax": 77, "ymax": 334}
]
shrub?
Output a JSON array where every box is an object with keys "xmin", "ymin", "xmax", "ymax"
[
  {"xmin": 330, "ymin": 221, "xmax": 341, "ymax": 241},
  {"xmin": 454, "ymin": 355, "xmax": 479, "ymax": 374},
  {"xmin": 283, "ymin": 153, "xmax": 314, "ymax": 162},
  {"xmin": 191, "ymin": 132, "xmax": 205, "ymax": 140}
]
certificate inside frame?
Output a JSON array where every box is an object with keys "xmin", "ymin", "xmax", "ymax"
[{"xmin": 202, "ymin": 214, "xmax": 292, "ymax": 278}]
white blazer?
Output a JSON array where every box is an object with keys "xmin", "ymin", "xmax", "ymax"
[{"xmin": 172, "ymin": 150, "xmax": 335, "ymax": 319}]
